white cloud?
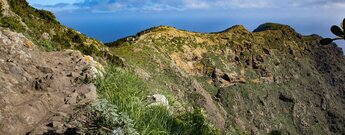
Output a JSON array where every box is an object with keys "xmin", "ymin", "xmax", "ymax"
[{"xmin": 183, "ymin": 0, "xmax": 210, "ymax": 9}]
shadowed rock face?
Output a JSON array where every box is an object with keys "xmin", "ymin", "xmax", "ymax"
[{"xmin": 109, "ymin": 24, "xmax": 345, "ymax": 134}]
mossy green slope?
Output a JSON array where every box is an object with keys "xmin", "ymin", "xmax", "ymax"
[
  {"xmin": 0, "ymin": 0, "xmax": 110, "ymax": 58},
  {"xmin": 108, "ymin": 24, "xmax": 345, "ymax": 135}
]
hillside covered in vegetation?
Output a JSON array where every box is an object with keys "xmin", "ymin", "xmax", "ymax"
[
  {"xmin": 1, "ymin": 0, "xmax": 345, "ymax": 135},
  {"xmin": 107, "ymin": 24, "xmax": 345, "ymax": 134}
]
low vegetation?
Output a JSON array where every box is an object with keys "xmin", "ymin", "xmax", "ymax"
[
  {"xmin": 94, "ymin": 65, "xmax": 220, "ymax": 135},
  {"xmin": 2, "ymin": 0, "xmax": 345, "ymax": 134},
  {"xmin": 0, "ymin": 16, "xmax": 25, "ymax": 32},
  {"xmin": 0, "ymin": 0, "xmax": 107, "ymax": 57}
]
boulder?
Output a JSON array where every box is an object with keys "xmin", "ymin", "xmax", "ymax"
[{"xmin": 147, "ymin": 94, "xmax": 169, "ymax": 108}]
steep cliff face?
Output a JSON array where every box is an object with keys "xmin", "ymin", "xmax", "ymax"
[{"xmin": 107, "ymin": 24, "xmax": 345, "ymax": 134}]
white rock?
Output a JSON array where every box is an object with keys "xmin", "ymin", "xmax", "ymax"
[
  {"xmin": 147, "ymin": 94, "xmax": 169, "ymax": 108},
  {"xmin": 41, "ymin": 32, "xmax": 50, "ymax": 40}
]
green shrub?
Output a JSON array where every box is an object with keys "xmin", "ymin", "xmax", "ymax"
[
  {"xmin": 0, "ymin": 17, "xmax": 25, "ymax": 32},
  {"xmin": 6, "ymin": 0, "xmax": 106, "ymax": 55},
  {"xmin": 39, "ymin": 40, "xmax": 58, "ymax": 51},
  {"xmin": 72, "ymin": 34, "xmax": 83, "ymax": 43},
  {"xmin": 8, "ymin": 0, "xmax": 31, "ymax": 17},
  {"xmin": 36, "ymin": 9, "xmax": 58, "ymax": 23},
  {"xmin": 92, "ymin": 99, "xmax": 139, "ymax": 135},
  {"xmin": 267, "ymin": 130, "xmax": 282, "ymax": 135}
]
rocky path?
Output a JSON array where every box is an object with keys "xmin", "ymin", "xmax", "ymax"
[{"xmin": 0, "ymin": 28, "xmax": 100, "ymax": 134}]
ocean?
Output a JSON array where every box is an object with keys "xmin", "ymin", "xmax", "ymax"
[{"xmin": 54, "ymin": 12, "xmax": 344, "ymax": 49}]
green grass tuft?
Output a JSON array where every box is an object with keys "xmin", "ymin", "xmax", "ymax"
[{"xmin": 95, "ymin": 65, "xmax": 220, "ymax": 135}]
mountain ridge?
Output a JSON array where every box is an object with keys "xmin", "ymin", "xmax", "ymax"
[
  {"xmin": 1, "ymin": 0, "xmax": 345, "ymax": 134},
  {"xmin": 106, "ymin": 23, "xmax": 305, "ymax": 49},
  {"xmin": 109, "ymin": 21, "xmax": 345, "ymax": 134}
]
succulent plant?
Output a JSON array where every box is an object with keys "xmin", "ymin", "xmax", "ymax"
[{"xmin": 320, "ymin": 18, "xmax": 345, "ymax": 45}]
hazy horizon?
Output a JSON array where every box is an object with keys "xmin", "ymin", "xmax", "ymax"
[{"xmin": 27, "ymin": 0, "xmax": 345, "ymax": 48}]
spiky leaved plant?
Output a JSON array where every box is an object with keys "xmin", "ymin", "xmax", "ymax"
[{"xmin": 320, "ymin": 18, "xmax": 345, "ymax": 45}]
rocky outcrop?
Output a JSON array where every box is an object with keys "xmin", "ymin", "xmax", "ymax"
[
  {"xmin": 0, "ymin": 28, "xmax": 102, "ymax": 134},
  {"xmin": 212, "ymin": 68, "xmax": 246, "ymax": 87},
  {"xmin": 0, "ymin": 0, "xmax": 15, "ymax": 17}
]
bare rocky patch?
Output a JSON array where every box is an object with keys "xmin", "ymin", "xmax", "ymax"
[{"xmin": 0, "ymin": 28, "xmax": 102, "ymax": 134}]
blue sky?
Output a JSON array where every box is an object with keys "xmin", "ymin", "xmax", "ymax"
[
  {"xmin": 28, "ymin": 0, "xmax": 345, "ymax": 12},
  {"xmin": 27, "ymin": 0, "xmax": 345, "ymax": 48}
]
